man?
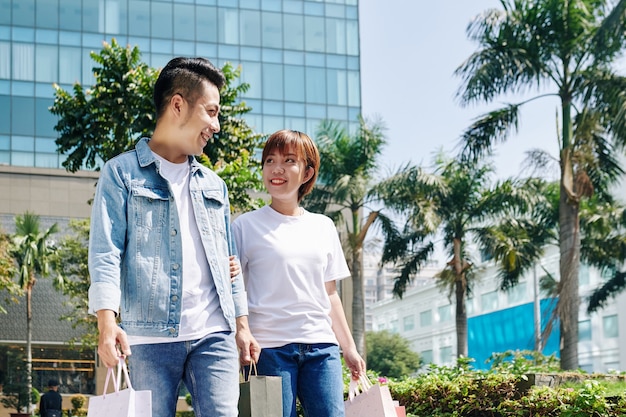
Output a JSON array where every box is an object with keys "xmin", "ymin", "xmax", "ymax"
[
  {"xmin": 39, "ymin": 379, "xmax": 62, "ymax": 417},
  {"xmin": 88, "ymin": 57, "xmax": 259, "ymax": 417}
]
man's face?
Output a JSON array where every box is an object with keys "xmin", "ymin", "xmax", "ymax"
[{"xmin": 176, "ymin": 80, "xmax": 221, "ymax": 158}]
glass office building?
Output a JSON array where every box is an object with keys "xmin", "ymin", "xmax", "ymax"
[{"xmin": 0, "ymin": 0, "xmax": 361, "ymax": 169}]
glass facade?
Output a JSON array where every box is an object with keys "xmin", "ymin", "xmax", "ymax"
[{"xmin": 0, "ymin": 0, "xmax": 361, "ymax": 169}]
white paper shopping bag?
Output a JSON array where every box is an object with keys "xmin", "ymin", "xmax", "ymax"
[
  {"xmin": 87, "ymin": 357, "xmax": 152, "ymax": 417},
  {"xmin": 344, "ymin": 375, "xmax": 397, "ymax": 417}
]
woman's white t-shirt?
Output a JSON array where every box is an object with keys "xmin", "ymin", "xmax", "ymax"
[{"xmin": 232, "ymin": 205, "xmax": 350, "ymax": 348}]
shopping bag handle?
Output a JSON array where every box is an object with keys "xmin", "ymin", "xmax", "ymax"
[
  {"xmin": 242, "ymin": 361, "xmax": 258, "ymax": 382},
  {"xmin": 116, "ymin": 356, "xmax": 134, "ymax": 390},
  {"xmin": 348, "ymin": 375, "xmax": 373, "ymax": 400}
]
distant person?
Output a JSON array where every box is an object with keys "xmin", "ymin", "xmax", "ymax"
[
  {"xmin": 232, "ymin": 129, "xmax": 366, "ymax": 417},
  {"xmin": 39, "ymin": 379, "xmax": 62, "ymax": 417},
  {"xmin": 88, "ymin": 56, "xmax": 259, "ymax": 417}
]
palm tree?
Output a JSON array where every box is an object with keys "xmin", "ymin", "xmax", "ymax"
[
  {"xmin": 372, "ymin": 155, "xmax": 546, "ymax": 358},
  {"xmin": 304, "ymin": 116, "xmax": 398, "ymax": 356},
  {"xmin": 455, "ymin": 0, "xmax": 626, "ymax": 370},
  {"xmin": 10, "ymin": 212, "xmax": 61, "ymax": 414}
]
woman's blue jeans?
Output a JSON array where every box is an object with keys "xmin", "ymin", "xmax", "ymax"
[
  {"xmin": 256, "ymin": 343, "xmax": 345, "ymax": 417},
  {"xmin": 128, "ymin": 331, "xmax": 239, "ymax": 417}
]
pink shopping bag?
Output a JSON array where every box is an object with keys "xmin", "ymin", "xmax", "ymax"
[{"xmin": 344, "ymin": 375, "xmax": 398, "ymax": 417}]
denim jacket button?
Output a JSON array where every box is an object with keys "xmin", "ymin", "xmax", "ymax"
[
  {"xmin": 172, "ymin": 263, "xmax": 180, "ymax": 270},
  {"xmin": 171, "ymin": 229, "xmax": 177, "ymax": 236},
  {"xmin": 171, "ymin": 295, "xmax": 179, "ymax": 302}
]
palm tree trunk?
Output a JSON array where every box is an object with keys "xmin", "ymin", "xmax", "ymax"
[
  {"xmin": 452, "ymin": 238, "xmax": 468, "ymax": 358},
  {"xmin": 26, "ymin": 282, "xmax": 33, "ymax": 414},
  {"xmin": 558, "ymin": 182, "xmax": 581, "ymax": 370},
  {"xmin": 351, "ymin": 247, "xmax": 366, "ymax": 358}
]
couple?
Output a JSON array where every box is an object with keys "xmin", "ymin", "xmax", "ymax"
[{"xmin": 87, "ymin": 57, "xmax": 365, "ymax": 417}]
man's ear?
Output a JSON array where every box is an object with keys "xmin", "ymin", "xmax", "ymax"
[{"xmin": 169, "ymin": 93, "xmax": 185, "ymax": 117}]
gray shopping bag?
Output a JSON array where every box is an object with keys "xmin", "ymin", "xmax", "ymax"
[{"xmin": 238, "ymin": 364, "xmax": 282, "ymax": 417}]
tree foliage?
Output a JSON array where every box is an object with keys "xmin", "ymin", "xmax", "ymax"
[
  {"xmin": 50, "ymin": 38, "xmax": 264, "ymax": 212},
  {"xmin": 365, "ymin": 330, "xmax": 421, "ymax": 379},
  {"xmin": 0, "ymin": 230, "xmax": 20, "ymax": 313},
  {"xmin": 304, "ymin": 116, "xmax": 399, "ymax": 357},
  {"xmin": 51, "ymin": 219, "xmax": 98, "ymax": 349},
  {"xmin": 455, "ymin": 0, "xmax": 626, "ymax": 370},
  {"xmin": 373, "ymin": 154, "xmax": 548, "ymax": 358}
]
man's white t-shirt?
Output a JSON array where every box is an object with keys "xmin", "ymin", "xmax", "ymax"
[
  {"xmin": 128, "ymin": 154, "xmax": 228, "ymax": 346},
  {"xmin": 232, "ymin": 205, "xmax": 350, "ymax": 348}
]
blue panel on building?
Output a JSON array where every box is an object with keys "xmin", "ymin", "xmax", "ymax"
[{"xmin": 468, "ymin": 298, "xmax": 560, "ymax": 370}]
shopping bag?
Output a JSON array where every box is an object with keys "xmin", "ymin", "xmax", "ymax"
[
  {"xmin": 344, "ymin": 375, "xmax": 398, "ymax": 417},
  {"xmin": 238, "ymin": 362, "xmax": 283, "ymax": 417},
  {"xmin": 87, "ymin": 357, "xmax": 152, "ymax": 417}
]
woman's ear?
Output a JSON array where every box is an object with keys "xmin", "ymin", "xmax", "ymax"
[{"xmin": 303, "ymin": 166, "xmax": 314, "ymax": 183}]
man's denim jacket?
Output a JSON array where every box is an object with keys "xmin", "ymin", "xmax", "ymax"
[{"xmin": 88, "ymin": 137, "xmax": 247, "ymax": 337}]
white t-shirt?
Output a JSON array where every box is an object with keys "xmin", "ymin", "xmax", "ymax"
[
  {"xmin": 128, "ymin": 153, "xmax": 228, "ymax": 346},
  {"xmin": 232, "ymin": 205, "xmax": 351, "ymax": 348}
]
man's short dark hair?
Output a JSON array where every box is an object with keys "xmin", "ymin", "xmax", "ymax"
[
  {"xmin": 47, "ymin": 379, "xmax": 59, "ymax": 387},
  {"xmin": 153, "ymin": 57, "xmax": 226, "ymax": 120}
]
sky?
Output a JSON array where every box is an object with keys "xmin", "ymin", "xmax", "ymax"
[{"xmin": 358, "ymin": 0, "xmax": 561, "ymax": 180}]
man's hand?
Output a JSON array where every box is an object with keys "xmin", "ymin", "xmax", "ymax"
[
  {"xmin": 96, "ymin": 310, "xmax": 131, "ymax": 368},
  {"xmin": 235, "ymin": 316, "xmax": 261, "ymax": 365}
]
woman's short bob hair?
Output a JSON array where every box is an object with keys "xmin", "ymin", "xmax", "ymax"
[{"xmin": 261, "ymin": 129, "xmax": 320, "ymax": 202}]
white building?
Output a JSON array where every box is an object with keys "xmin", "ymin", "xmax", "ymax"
[{"xmin": 368, "ymin": 246, "xmax": 626, "ymax": 373}]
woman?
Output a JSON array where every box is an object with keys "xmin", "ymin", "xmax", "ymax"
[{"xmin": 232, "ymin": 129, "xmax": 366, "ymax": 417}]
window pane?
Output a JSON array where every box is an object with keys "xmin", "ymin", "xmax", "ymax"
[
  {"xmin": 347, "ymin": 70, "xmax": 360, "ymax": 106},
  {"xmin": 304, "ymin": 16, "xmax": 324, "ymax": 52},
  {"xmin": 305, "ymin": 67, "xmax": 325, "ymax": 103},
  {"xmin": 59, "ymin": 0, "xmax": 82, "ymax": 31},
  {"xmin": 262, "ymin": 12, "xmax": 282, "ymax": 48},
  {"xmin": 36, "ymin": 98, "xmax": 56, "ymax": 137},
  {"xmin": 325, "ymin": 18, "xmax": 345, "ymax": 54},
  {"xmin": 12, "ymin": 151, "xmax": 34, "ymax": 166},
  {"xmin": 440, "ymin": 346, "xmax": 452, "ymax": 364},
  {"xmin": 0, "ymin": 0, "xmax": 10, "ymax": 25},
  {"xmin": 174, "ymin": 4, "xmax": 195, "ymax": 41},
  {"xmin": 35, "ymin": 44, "xmax": 58, "ymax": 83},
  {"xmin": 326, "ymin": 68, "xmax": 346, "ymax": 105},
  {"xmin": 507, "ymin": 282, "xmax": 527, "ymax": 304},
  {"xmin": 284, "ymin": 65, "xmax": 304, "ymax": 102},
  {"xmin": 12, "ymin": 98, "xmax": 35, "ymax": 135},
  {"xmin": 578, "ymin": 319, "xmax": 591, "ymax": 341},
  {"xmin": 35, "ymin": 152, "xmax": 60, "ymax": 168},
  {"xmin": 37, "ymin": 0, "xmax": 59, "ymax": 29},
  {"xmin": 438, "ymin": 305, "xmax": 452, "ymax": 322},
  {"xmin": 262, "ymin": 63, "xmax": 283, "ymax": 100},
  {"xmin": 403, "ymin": 315, "xmax": 414, "ymax": 331},
  {"xmin": 152, "ymin": 2, "xmax": 172, "ymax": 39},
  {"xmin": 219, "ymin": 8, "xmax": 239, "ymax": 44},
  {"xmin": 240, "ymin": 10, "xmax": 261, "ymax": 47},
  {"xmin": 283, "ymin": 13, "xmax": 303, "ymax": 51},
  {"xmin": 0, "ymin": 41, "xmax": 9, "ymax": 78},
  {"xmin": 82, "ymin": 0, "xmax": 100, "ymax": 33},
  {"xmin": 13, "ymin": 0, "xmax": 35, "ymax": 26},
  {"xmin": 129, "ymin": 0, "xmax": 150, "ymax": 37},
  {"xmin": 346, "ymin": 19, "xmax": 358, "ymax": 55},
  {"xmin": 420, "ymin": 310, "xmax": 432, "ymax": 327},
  {"xmin": 12, "ymin": 43, "xmax": 35, "ymax": 81},
  {"xmin": 196, "ymin": 6, "xmax": 218, "ymax": 43},
  {"xmin": 603, "ymin": 315, "xmax": 618, "ymax": 338},
  {"xmin": 241, "ymin": 61, "xmax": 262, "ymax": 98},
  {"xmin": 421, "ymin": 350, "xmax": 433, "ymax": 365},
  {"xmin": 105, "ymin": 0, "xmax": 125, "ymax": 34},
  {"xmin": 59, "ymin": 46, "xmax": 81, "ymax": 84},
  {"xmin": 0, "ymin": 96, "xmax": 9, "ymax": 134},
  {"xmin": 12, "ymin": 135, "xmax": 35, "ymax": 152}
]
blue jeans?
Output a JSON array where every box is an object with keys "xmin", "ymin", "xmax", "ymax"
[
  {"xmin": 255, "ymin": 343, "xmax": 345, "ymax": 417},
  {"xmin": 128, "ymin": 331, "xmax": 239, "ymax": 417}
]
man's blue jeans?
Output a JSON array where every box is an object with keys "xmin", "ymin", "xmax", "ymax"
[
  {"xmin": 256, "ymin": 343, "xmax": 345, "ymax": 417},
  {"xmin": 128, "ymin": 331, "xmax": 239, "ymax": 417}
]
